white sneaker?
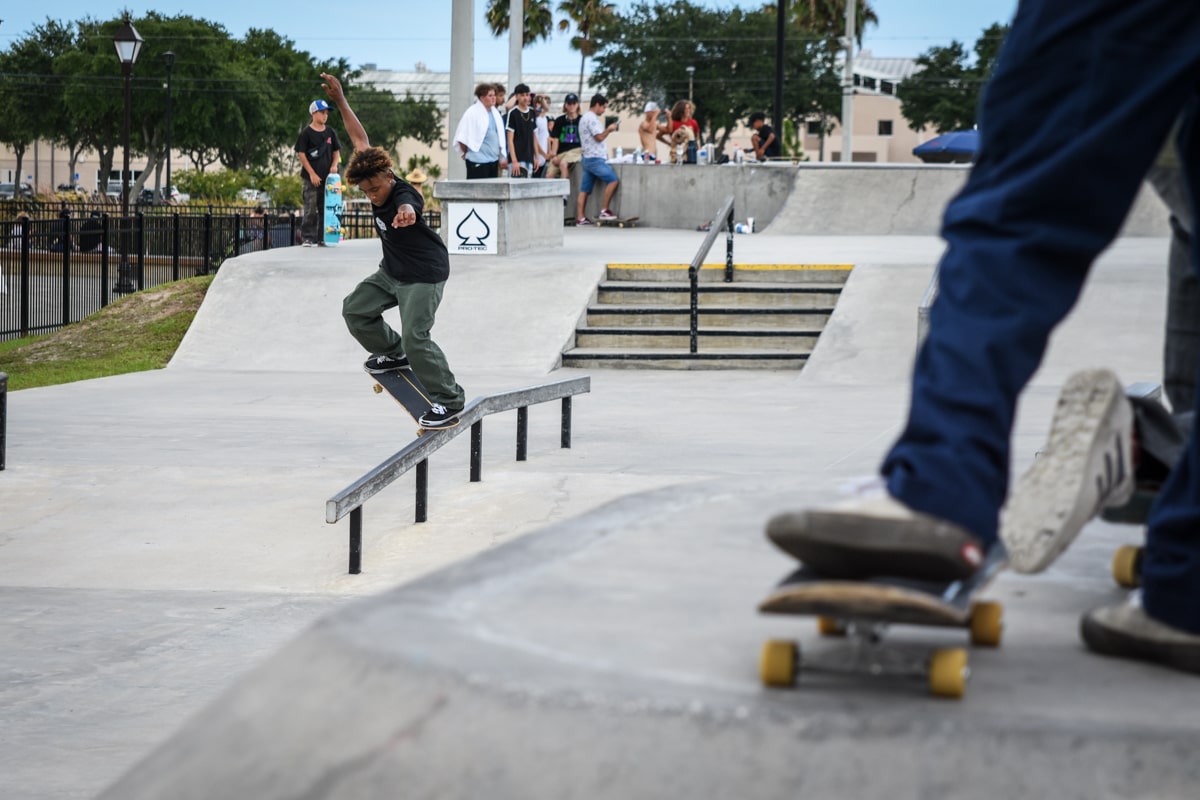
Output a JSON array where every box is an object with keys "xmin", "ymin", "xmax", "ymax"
[{"xmin": 1000, "ymin": 369, "xmax": 1135, "ymax": 573}]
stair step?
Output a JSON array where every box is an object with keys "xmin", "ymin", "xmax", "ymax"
[
  {"xmin": 561, "ymin": 348, "xmax": 808, "ymax": 370},
  {"xmin": 575, "ymin": 327, "xmax": 819, "ymax": 351},
  {"xmin": 605, "ymin": 264, "xmax": 852, "ymax": 284},
  {"xmin": 586, "ymin": 306, "xmax": 832, "ymax": 328},
  {"xmin": 596, "ymin": 282, "xmax": 843, "ymax": 308}
]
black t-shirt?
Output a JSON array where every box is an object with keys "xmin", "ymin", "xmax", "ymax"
[
  {"xmin": 758, "ymin": 124, "xmax": 781, "ymax": 159},
  {"xmin": 373, "ymin": 178, "xmax": 449, "ymax": 284},
  {"xmin": 295, "ymin": 126, "xmax": 341, "ymax": 179},
  {"xmin": 506, "ymin": 106, "xmax": 538, "ymax": 163},
  {"xmin": 552, "ymin": 114, "xmax": 581, "ymax": 154}
]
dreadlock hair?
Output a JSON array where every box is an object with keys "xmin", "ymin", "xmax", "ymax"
[{"xmin": 345, "ymin": 147, "xmax": 394, "ymax": 186}]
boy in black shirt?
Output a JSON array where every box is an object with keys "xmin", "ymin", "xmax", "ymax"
[
  {"xmin": 295, "ymin": 100, "xmax": 341, "ymax": 246},
  {"xmin": 546, "ymin": 93, "xmax": 583, "ymax": 179},
  {"xmin": 749, "ymin": 112, "xmax": 781, "ymax": 161},
  {"xmin": 505, "ymin": 83, "xmax": 540, "ymax": 177},
  {"xmin": 319, "ymin": 73, "xmax": 465, "ymax": 429}
]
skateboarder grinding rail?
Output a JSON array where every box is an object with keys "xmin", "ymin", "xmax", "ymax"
[{"xmin": 320, "ymin": 72, "xmax": 466, "ymax": 430}]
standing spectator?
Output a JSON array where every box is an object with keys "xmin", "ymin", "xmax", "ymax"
[
  {"xmin": 533, "ymin": 93, "xmax": 552, "ymax": 177},
  {"xmin": 638, "ymin": 102, "xmax": 671, "ymax": 161},
  {"xmin": 575, "ymin": 93, "xmax": 620, "ymax": 226},
  {"xmin": 453, "ymin": 83, "xmax": 508, "ymax": 179},
  {"xmin": 7, "ymin": 212, "xmax": 30, "ymax": 250},
  {"xmin": 546, "ymin": 93, "xmax": 583, "ymax": 179},
  {"xmin": 749, "ymin": 112, "xmax": 781, "ymax": 161},
  {"xmin": 505, "ymin": 84, "xmax": 540, "ymax": 178},
  {"xmin": 295, "ymin": 99, "xmax": 341, "ymax": 247},
  {"xmin": 668, "ymin": 100, "xmax": 700, "ymax": 163}
]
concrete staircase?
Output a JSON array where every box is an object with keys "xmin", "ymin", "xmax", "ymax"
[{"xmin": 561, "ymin": 263, "xmax": 851, "ymax": 370}]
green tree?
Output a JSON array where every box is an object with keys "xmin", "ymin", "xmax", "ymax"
[
  {"xmin": 790, "ymin": 1, "xmax": 879, "ymax": 50},
  {"xmin": 557, "ymin": 0, "xmax": 618, "ymax": 97},
  {"xmin": 900, "ymin": 23, "xmax": 1009, "ymax": 133},
  {"xmin": 590, "ymin": 1, "xmax": 841, "ymax": 152},
  {"xmin": 485, "ymin": 0, "xmax": 556, "ymax": 46},
  {"xmin": 0, "ymin": 20, "xmax": 79, "ymax": 191}
]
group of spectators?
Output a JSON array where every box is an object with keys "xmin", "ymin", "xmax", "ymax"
[{"xmin": 452, "ymin": 82, "xmax": 580, "ymax": 181}]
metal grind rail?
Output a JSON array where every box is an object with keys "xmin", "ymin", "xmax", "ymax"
[
  {"xmin": 326, "ymin": 376, "xmax": 590, "ymax": 574},
  {"xmin": 688, "ymin": 194, "xmax": 737, "ymax": 353}
]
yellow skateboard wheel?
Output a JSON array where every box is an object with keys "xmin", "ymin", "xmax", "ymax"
[
  {"xmin": 969, "ymin": 601, "xmax": 1004, "ymax": 647},
  {"xmin": 929, "ymin": 648, "xmax": 968, "ymax": 698},
  {"xmin": 816, "ymin": 616, "xmax": 847, "ymax": 637},
  {"xmin": 760, "ymin": 639, "xmax": 798, "ymax": 688},
  {"xmin": 372, "ymin": 384, "xmax": 383, "ymax": 393},
  {"xmin": 1112, "ymin": 544, "xmax": 1143, "ymax": 589}
]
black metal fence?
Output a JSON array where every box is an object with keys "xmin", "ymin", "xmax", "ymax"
[{"xmin": 0, "ymin": 202, "xmax": 441, "ymax": 342}]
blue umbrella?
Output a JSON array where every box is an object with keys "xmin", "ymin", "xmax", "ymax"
[{"xmin": 913, "ymin": 130, "xmax": 980, "ymax": 163}]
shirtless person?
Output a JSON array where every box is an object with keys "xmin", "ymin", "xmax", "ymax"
[{"xmin": 637, "ymin": 102, "xmax": 670, "ymax": 162}]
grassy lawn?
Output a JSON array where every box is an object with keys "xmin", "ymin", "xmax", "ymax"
[{"xmin": 0, "ymin": 274, "xmax": 214, "ymax": 391}]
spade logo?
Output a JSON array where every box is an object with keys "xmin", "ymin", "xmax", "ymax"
[{"xmin": 455, "ymin": 208, "xmax": 491, "ymax": 250}]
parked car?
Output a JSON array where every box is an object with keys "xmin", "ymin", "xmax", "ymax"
[
  {"xmin": 0, "ymin": 182, "xmax": 34, "ymax": 199},
  {"xmin": 237, "ymin": 188, "xmax": 269, "ymax": 205}
]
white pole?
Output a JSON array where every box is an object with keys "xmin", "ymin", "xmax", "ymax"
[
  {"xmin": 448, "ymin": 0, "xmax": 475, "ymax": 180},
  {"xmin": 840, "ymin": 0, "xmax": 856, "ymax": 163},
  {"xmin": 509, "ymin": 0, "xmax": 524, "ymax": 91}
]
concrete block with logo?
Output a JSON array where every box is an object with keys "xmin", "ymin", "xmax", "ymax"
[{"xmin": 435, "ymin": 178, "xmax": 569, "ymax": 256}]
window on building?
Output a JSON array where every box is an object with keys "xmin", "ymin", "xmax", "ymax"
[
  {"xmin": 881, "ymin": 80, "xmax": 895, "ymax": 96},
  {"xmin": 807, "ymin": 120, "xmax": 822, "ymax": 136},
  {"xmin": 878, "ymin": 120, "xmax": 894, "ymax": 136}
]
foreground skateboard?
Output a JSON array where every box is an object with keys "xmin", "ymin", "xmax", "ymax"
[
  {"xmin": 593, "ymin": 215, "xmax": 639, "ymax": 228},
  {"xmin": 758, "ymin": 545, "xmax": 1007, "ymax": 698},
  {"xmin": 368, "ymin": 367, "xmax": 433, "ymax": 435},
  {"xmin": 324, "ymin": 173, "xmax": 343, "ymax": 246}
]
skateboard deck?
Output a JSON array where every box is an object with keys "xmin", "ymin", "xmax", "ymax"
[
  {"xmin": 593, "ymin": 215, "xmax": 639, "ymax": 228},
  {"xmin": 368, "ymin": 367, "xmax": 434, "ymax": 435},
  {"xmin": 324, "ymin": 173, "xmax": 343, "ymax": 246},
  {"xmin": 758, "ymin": 544, "xmax": 1007, "ymax": 698}
]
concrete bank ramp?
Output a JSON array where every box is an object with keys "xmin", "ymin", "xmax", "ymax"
[
  {"xmin": 763, "ymin": 164, "xmax": 1169, "ymax": 237},
  {"xmin": 95, "ymin": 238, "xmax": 1196, "ymax": 799}
]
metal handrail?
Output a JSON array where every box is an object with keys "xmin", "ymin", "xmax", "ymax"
[
  {"xmin": 916, "ymin": 264, "xmax": 939, "ymax": 347},
  {"xmin": 326, "ymin": 376, "xmax": 590, "ymax": 574},
  {"xmin": 687, "ymin": 195, "xmax": 736, "ymax": 353}
]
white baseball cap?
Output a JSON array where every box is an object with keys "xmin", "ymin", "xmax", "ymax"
[{"xmin": 644, "ymin": 101, "xmax": 660, "ymax": 113}]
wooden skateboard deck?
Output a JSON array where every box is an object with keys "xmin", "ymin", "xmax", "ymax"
[
  {"xmin": 324, "ymin": 173, "xmax": 343, "ymax": 246},
  {"xmin": 758, "ymin": 544, "xmax": 1007, "ymax": 698},
  {"xmin": 593, "ymin": 215, "xmax": 639, "ymax": 228},
  {"xmin": 368, "ymin": 367, "xmax": 433, "ymax": 434}
]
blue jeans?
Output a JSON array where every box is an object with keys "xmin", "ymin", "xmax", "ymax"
[
  {"xmin": 579, "ymin": 157, "xmax": 618, "ymax": 194},
  {"xmin": 880, "ymin": 0, "xmax": 1200, "ymax": 632}
]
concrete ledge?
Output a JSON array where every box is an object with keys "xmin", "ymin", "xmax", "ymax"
[{"xmin": 435, "ymin": 178, "xmax": 569, "ymax": 256}]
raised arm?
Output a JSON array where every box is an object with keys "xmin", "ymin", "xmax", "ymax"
[{"xmin": 321, "ymin": 72, "xmax": 370, "ymax": 151}]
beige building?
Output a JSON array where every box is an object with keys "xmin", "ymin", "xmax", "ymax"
[{"xmin": 1, "ymin": 53, "xmax": 942, "ymax": 193}]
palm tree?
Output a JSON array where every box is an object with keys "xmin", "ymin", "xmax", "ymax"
[
  {"xmin": 791, "ymin": 0, "xmax": 879, "ymax": 48},
  {"xmin": 556, "ymin": 0, "xmax": 617, "ymax": 97},
  {"xmin": 484, "ymin": 0, "xmax": 556, "ymax": 46}
]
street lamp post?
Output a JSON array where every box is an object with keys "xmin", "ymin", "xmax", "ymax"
[
  {"xmin": 113, "ymin": 17, "xmax": 143, "ymax": 294},
  {"xmin": 686, "ymin": 65, "xmax": 695, "ymax": 104},
  {"xmin": 164, "ymin": 51, "xmax": 174, "ymax": 204}
]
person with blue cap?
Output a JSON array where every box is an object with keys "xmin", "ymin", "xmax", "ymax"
[{"xmin": 295, "ymin": 99, "xmax": 341, "ymax": 246}]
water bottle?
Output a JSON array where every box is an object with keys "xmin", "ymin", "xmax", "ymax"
[
  {"xmin": 615, "ymin": 147, "xmax": 623, "ymax": 159},
  {"xmin": 686, "ymin": 141, "xmax": 697, "ymax": 164}
]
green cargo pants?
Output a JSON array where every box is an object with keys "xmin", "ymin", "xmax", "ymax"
[{"xmin": 342, "ymin": 268, "xmax": 465, "ymax": 409}]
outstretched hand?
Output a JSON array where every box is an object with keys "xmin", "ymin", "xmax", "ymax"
[{"xmin": 321, "ymin": 72, "xmax": 345, "ymax": 105}]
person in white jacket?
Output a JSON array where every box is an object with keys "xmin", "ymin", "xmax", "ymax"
[{"xmin": 453, "ymin": 83, "xmax": 508, "ymax": 179}]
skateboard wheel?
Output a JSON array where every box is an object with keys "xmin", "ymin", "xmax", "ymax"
[
  {"xmin": 760, "ymin": 639, "xmax": 799, "ymax": 688},
  {"xmin": 816, "ymin": 616, "xmax": 847, "ymax": 637},
  {"xmin": 968, "ymin": 601, "xmax": 1003, "ymax": 647},
  {"xmin": 372, "ymin": 384, "xmax": 383, "ymax": 393},
  {"xmin": 928, "ymin": 648, "xmax": 968, "ymax": 699},
  {"xmin": 1112, "ymin": 544, "xmax": 1143, "ymax": 589}
]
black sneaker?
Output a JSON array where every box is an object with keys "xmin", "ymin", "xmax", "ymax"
[
  {"xmin": 1081, "ymin": 598, "xmax": 1200, "ymax": 675},
  {"xmin": 363, "ymin": 353, "xmax": 410, "ymax": 373},
  {"xmin": 419, "ymin": 404, "xmax": 463, "ymax": 430}
]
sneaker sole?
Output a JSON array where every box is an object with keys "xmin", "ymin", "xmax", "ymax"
[
  {"xmin": 1001, "ymin": 369, "xmax": 1134, "ymax": 574},
  {"xmin": 766, "ymin": 509, "xmax": 985, "ymax": 582},
  {"xmin": 1081, "ymin": 610, "xmax": 1200, "ymax": 675},
  {"xmin": 363, "ymin": 365, "xmax": 412, "ymax": 374}
]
